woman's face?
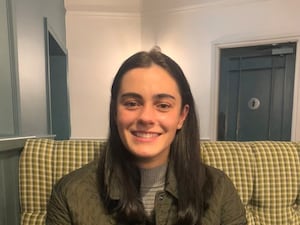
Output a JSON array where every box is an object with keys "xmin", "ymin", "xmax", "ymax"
[{"xmin": 116, "ymin": 64, "xmax": 189, "ymax": 168}]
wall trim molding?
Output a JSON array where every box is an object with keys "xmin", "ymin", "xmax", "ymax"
[
  {"xmin": 66, "ymin": 10, "xmax": 140, "ymax": 18},
  {"xmin": 142, "ymin": 0, "xmax": 271, "ymax": 15},
  {"xmin": 0, "ymin": 135, "xmax": 55, "ymax": 152},
  {"xmin": 65, "ymin": 0, "xmax": 271, "ymax": 16},
  {"xmin": 0, "ymin": 136, "xmax": 34, "ymax": 152}
]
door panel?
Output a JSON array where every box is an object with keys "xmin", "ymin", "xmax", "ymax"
[
  {"xmin": 226, "ymin": 71, "xmax": 239, "ymax": 140},
  {"xmin": 218, "ymin": 43, "xmax": 296, "ymax": 141},
  {"xmin": 282, "ymin": 54, "xmax": 296, "ymax": 140},
  {"xmin": 269, "ymin": 66, "xmax": 285, "ymax": 140},
  {"xmin": 238, "ymin": 69, "xmax": 271, "ymax": 141}
]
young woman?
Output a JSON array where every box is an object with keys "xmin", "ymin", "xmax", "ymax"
[{"xmin": 46, "ymin": 49, "xmax": 246, "ymax": 225}]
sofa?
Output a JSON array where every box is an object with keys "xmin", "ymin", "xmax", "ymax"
[{"xmin": 19, "ymin": 139, "xmax": 300, "ymax": 225}]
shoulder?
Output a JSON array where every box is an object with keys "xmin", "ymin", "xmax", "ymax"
[
  {"xmin": 53, "ymin": 159, "xmax": 99, "ymax": 198},
  {"xmin": 205, "ymin": 165, "xmax": 236, "ymax": 191},
  {"xmin": 205, "ymin": 165, "xmax": 242, "ymax": 203},
  {"xmin": 203, "ymin": 165, "xmax": 247, "ymax": 225},
  {"xmin": 47, "ymin": 159, "xmax": 113, "ymax": 224}
]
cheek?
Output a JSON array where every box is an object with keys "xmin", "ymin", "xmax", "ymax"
[
  {"xmin": 116, "ymin": 108, "xmax": 134, "ymax": 128},
  {"xmin": 158, "ymin": 112, "xmax": 183, "ymax": 129}
]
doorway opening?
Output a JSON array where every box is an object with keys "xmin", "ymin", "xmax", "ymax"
[
  {"xmin": 44, "ymin": 18, "xmax": 70, "ymax": 140},
  {"xmin": 217, "ymin": 42, "xmax": 297, "ymax": 141}
]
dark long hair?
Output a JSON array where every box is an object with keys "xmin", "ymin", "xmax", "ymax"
[{"xmin": 98, "ymin": 49, "xmax": 212, "ymax": 225}]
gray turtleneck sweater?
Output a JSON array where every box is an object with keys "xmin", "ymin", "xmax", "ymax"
[{"xmin": 139, "ymin": 163, "xmax": 168, "ymax": 215}]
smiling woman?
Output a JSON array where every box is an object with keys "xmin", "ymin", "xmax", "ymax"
[{"xmin": 46, "ymin": 49, "xmax": 247, "ymax": 225}]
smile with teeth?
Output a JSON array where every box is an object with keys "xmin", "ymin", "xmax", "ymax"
[{"xmin": 132, "ymin": 131, "xmax": 160, "ymax": 138}]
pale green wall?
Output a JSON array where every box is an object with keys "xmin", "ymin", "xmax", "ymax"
[
  {"xmin": 0, "ymin": 0, "xmax": 15, "ymax": 136},
  {"xmin": 0, "ymin": 0, "xmax": 66, "ymax": 137}
]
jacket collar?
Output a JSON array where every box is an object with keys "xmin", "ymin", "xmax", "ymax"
[{"xmin": 164, "ymin": 160, "xmax": 178, "ymax": 198}]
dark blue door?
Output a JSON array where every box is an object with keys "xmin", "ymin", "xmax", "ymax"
[{"xmin": 218, "ymin": 43, "xmax": 296, "ymax": 141}]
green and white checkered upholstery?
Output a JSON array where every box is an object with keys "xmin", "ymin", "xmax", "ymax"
[
  {"xmin": 19, "ymin": 139, "xmax": 105, "ymax": 225},
  {"xmin": 201, "ymin": 141, "xmax": 300, "ymax": 225},
  {"xmin": 19, "ymin": 139, "xmax": 300, "ymax": 225},
  {"xmin": 19, "ymin": 139, "xmax": 54, "ymax": 225},
  {"xmin": 250, "ymin": 141, "xmax": 300, "ymax": 225}
]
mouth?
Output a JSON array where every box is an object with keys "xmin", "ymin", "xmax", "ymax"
[{"xmin": 131, "ymin": 131, "xmax": 161, "ymax": 139}]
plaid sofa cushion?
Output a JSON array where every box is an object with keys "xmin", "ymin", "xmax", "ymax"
[
  {"xmin": 19, "ymin": 139, "xmax": 104, "ymax": 225},
  {"xmin": 250, "ymin": 141, "xmax": 300, "ymax": 225},
  {"xmin": 201, "ymin": 141, "xmax": 255, "ymax": 224},
  {"xmin": 53, "ymin": 140, "xmax": 104, "ymax": 184},
  {"xmin": 296, "ymin": 142, "xmax": 300, "ymax": 210},
  {"xmin": 19, "ymin": 139, "xmax": 54, "ymax": 225}
]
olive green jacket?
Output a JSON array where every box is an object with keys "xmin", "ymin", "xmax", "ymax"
[{"xmin": 46, "ymin": 159, "xmax": 247, "ymax": 225}]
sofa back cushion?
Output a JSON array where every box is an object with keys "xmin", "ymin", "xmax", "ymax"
[
  {"xmin": 201, "ymin": 141, "xmax": 255, "ymax": 224},
  {"xmin": 251, "ymin": 141, "xmax": 300, "ymax": 225},
  {"xmin": 52, "ymin": 140, "xmax": 104, "ymax": 184},
  {"xmin": 19, "ymin": 139, "xmax": 55, "ymax": 225},
  {"xmin": 19, "ymin": 139, "xmax": 300, "ymax": 225}
]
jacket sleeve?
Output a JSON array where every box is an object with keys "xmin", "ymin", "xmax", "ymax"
[
  {"xmin": 220, "ymin": 174, "xmax": 247, "ymax": 225},
  {"xmin": 46, "ymin": 182, "xmax": 72, "ymax": 225}
]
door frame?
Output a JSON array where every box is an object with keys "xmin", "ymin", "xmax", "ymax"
[{"xmin": 210, "ymin": 35, "xmax": 300, "ymax": 141}]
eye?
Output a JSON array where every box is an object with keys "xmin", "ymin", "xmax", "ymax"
[
  {"xmin": 123, "ymin": 100, "xmax": 141, "ymax": 109},
  {"xmin": 156, "ymin": 103, "xmax": 172, "ymax": 112}
]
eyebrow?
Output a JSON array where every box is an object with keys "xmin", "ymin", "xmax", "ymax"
[
  {"xmin": 155, "ymin": 93, "xmax": 176, "ymax": 100},
  {"xmin": 119, "ymin": 92, "xmax": 176, "ymax": 100},
  {"xmin": 119, "ymin": 92, "xmax": 142, "ymax": 100}
]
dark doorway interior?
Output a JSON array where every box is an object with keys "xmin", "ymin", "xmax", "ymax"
[
  {"xmin": 47, "ymin": 32, "xmax": 71, "ymax": 140},
  {"xmin": 218, "ymin": 42, "xmax": 296, "ymax": 141}
]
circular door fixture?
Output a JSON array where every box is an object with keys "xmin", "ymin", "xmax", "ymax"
[{"xmin": 248, "ymin": 98, "xmax": 260, "ymax": 110}]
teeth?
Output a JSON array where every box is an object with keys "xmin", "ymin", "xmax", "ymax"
[{"xmin": 134, "ymin": 132, "xmax": 158, "ymax": 138}]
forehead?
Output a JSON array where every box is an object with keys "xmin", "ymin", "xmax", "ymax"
[{"xmin": 119, "ymin": 65, "xmax": 180, "ymax": 95}]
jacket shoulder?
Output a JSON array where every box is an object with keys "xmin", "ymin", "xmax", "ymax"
[
  {"xmin": 53, "ymin": 159, "xmax": 99, "ymax": 197},
  {"xmin": 205, "ymin": 164, "xmax": 234, "ymax": 187},
  {"xmin": 203, "ymin": 165, "xmax": 247, "ymax": 225}
]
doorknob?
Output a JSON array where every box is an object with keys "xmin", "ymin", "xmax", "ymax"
[{"xmin": 248, "ymin": 98, "xmax": 260, "ymax": 110}]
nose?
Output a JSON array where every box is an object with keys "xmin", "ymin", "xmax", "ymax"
[{"xmin": 137, "ymin": 104, "xmax": 155, "ymax": 125}]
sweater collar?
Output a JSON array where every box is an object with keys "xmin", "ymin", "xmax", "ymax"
[{"xmin": 107, "ymin": 160, "xmax": 179, "ymax": 200}]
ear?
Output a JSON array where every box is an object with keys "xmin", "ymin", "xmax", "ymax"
[{"xmin": 177, "ymin": 104, "xmax": 189, "ymax": 129}]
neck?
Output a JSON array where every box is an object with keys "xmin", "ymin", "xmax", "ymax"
[{"xmin": 139, "ymin": 162, "xmax": 168, "ymax": 187}]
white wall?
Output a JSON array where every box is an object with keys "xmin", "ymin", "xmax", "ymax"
[
  {"xmin": 66, "ymin": 11, "xmax": 141, "ymax": 138},
  {"xmin": 141, "ymin": 0, "xmax": 300, "ymax": 140},
  {"xmin": 67, "ymin": 0, "xmax": 300, "ymax": 140}
]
